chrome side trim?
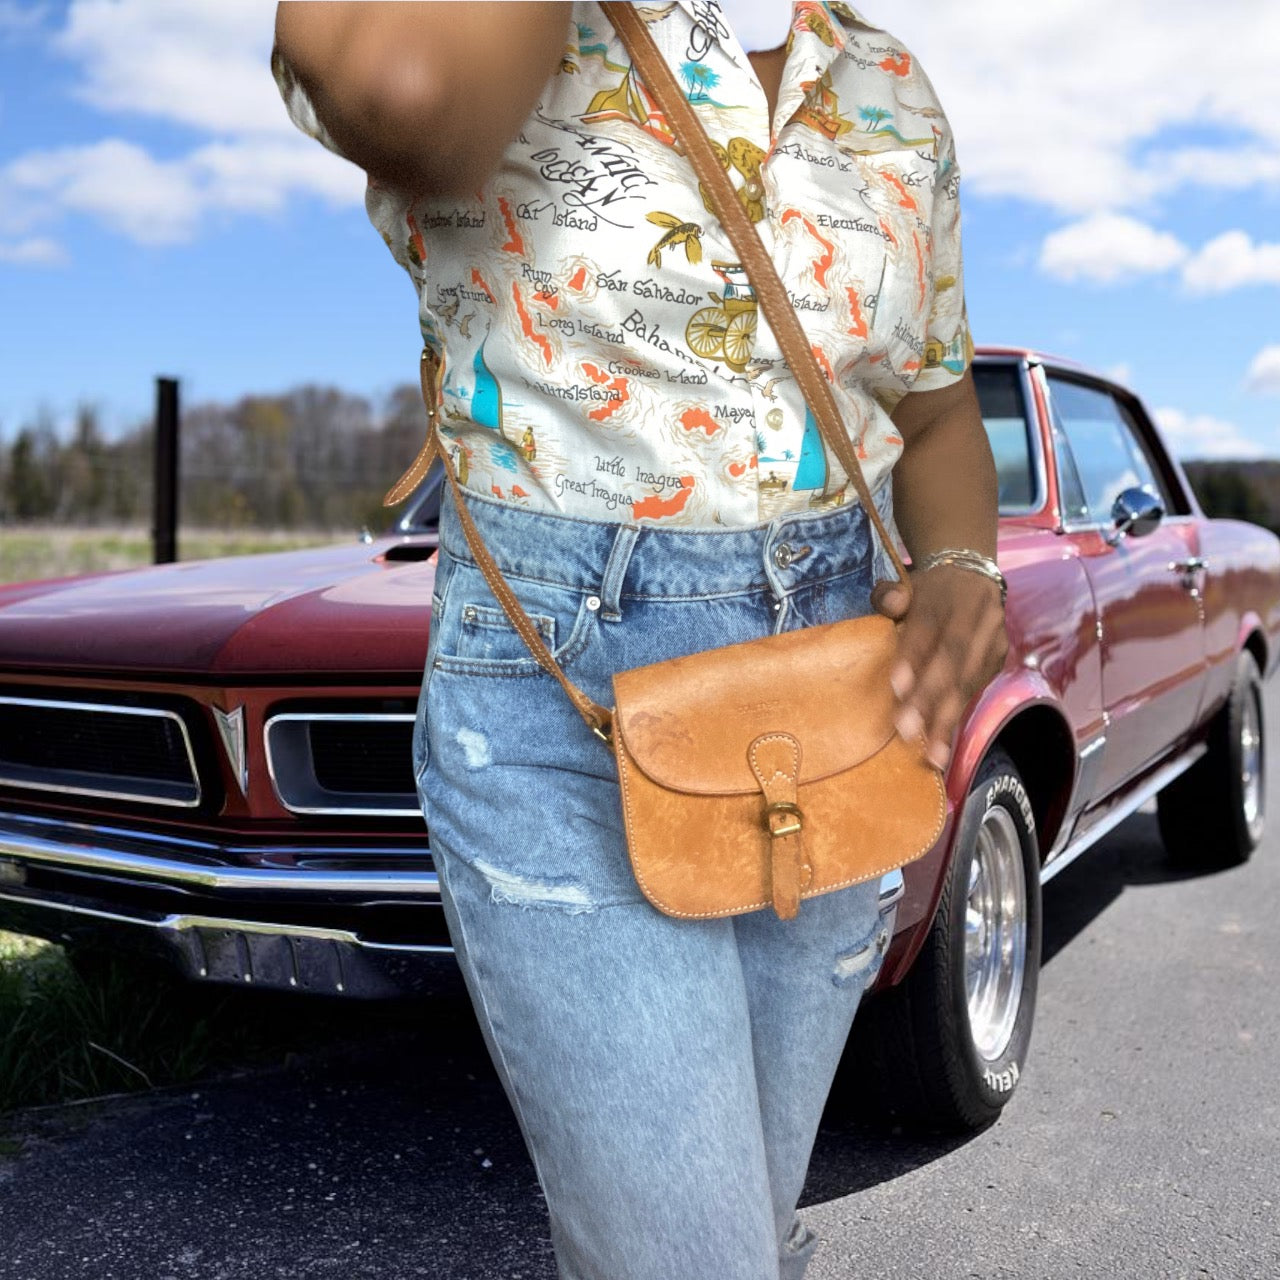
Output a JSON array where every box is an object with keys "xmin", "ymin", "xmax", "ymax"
[
  {"xmin": 0, "ymin": 694, "xmax": 201, "ymax": 808},
  {"xmin": 263, "ymin": 711, "xmax": 421, "ymax": 817},
  {"xmin": 1041, "ymin": 741, "xmax": 1208, "ymax": 885}
]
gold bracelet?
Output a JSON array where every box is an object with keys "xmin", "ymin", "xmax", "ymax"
[{"xmin": 915, "ymin": 548, "xmax": 1007, "ymax": 606}]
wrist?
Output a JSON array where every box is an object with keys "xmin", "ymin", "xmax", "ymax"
[{"xmin": 915, "ymin": 547, "xmax": 1007, "ymax": 606}]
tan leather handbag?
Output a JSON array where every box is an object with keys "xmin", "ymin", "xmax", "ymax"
[{"xmin": 382, "ymin": 1, "xmax": 947, "ymax": 920}]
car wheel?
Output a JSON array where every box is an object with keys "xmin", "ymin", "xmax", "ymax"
[
  {"xmin": 836, "ymin": 746, "xmax": 1042, "ymax": 1133},
  {"xmin": 1157, "ymin": 648, "xmax": 1265, "ymax": 870}
]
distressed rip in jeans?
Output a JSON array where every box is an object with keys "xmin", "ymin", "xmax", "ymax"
[{"xmin": 413, "ymin": 483, "xmax": 899, "ymax": 1280}]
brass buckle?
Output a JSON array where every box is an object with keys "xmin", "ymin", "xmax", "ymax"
[{"xmin": 765, "ymin": 800, "xmax": 803, "ymax": 838}]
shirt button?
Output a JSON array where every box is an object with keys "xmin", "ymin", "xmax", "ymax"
[
  {"xmin": 773, "ymin": 543, "xmax": 795, "ymax": 569},
  {"xmin": 766, "ymin": 408, "xmax": 784, "ymax": 430}
]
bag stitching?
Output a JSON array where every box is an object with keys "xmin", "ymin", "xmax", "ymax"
[{"xmin": 619, "ymin": 736, "xmax": 948, "ymax": 920}]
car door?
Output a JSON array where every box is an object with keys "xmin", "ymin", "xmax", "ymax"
[{"xmin": 1047, "ymin": 374, "xmax": 1208, "ymax": 796}]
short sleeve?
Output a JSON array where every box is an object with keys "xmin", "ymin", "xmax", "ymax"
[
  {"xmin": 270, "ymin": 45, "xmax": 354, "ymax": 164},
  {"xmin": 911, "ymin": 129, "xmax": 974, "ymax": 393}
]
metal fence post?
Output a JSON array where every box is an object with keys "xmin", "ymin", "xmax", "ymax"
[{"xmin": 153, "ymin": 376, "xmax": 179, "ymax": 564}]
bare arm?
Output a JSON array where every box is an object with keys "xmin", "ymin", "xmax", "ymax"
[
  {"xmin": 888, "ymin": 370, "xmax": 998, "ymax": 563},
  {"xmin": 873, "ymin": 370, "xmax": 1009, "ymax": 769},
  {"xmin": 273, "ymin": 1, "xmax": 569, "ymax": 196}
]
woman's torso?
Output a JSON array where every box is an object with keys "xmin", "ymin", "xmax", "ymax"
[{"xmin": 310, "ymin": 1, "xmax": 972, "ymax": 527}]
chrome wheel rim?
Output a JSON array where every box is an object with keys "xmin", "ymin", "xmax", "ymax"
[
  {"xmin": 1241, "ymin": 685, "xmax": 1264, "ymax": 834},
  {"xmin": 964, "ymin": 805, "xmax": 1027, "ymax": 1063}
]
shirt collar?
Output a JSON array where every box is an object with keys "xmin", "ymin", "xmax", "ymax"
[
  {"xmin": 668, "ymin": 1, "xmax": 861, "ymax": 92},
  {"xmin": 669, "ymin": 1, "xmax": 871, "ymax": 55}
]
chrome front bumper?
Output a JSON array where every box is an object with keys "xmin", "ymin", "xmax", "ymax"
[
  {"xmin": 0, "ymin": 808, "xmax": 452, "ymax": 998},
  {"xmin": 0, "ymin": 808, "xmax": 906, "ymax": 999}
]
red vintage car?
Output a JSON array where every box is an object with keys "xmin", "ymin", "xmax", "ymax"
[{"xmin": 1, "ymin": 347, "xmax": 1276, "ymax": 1132}]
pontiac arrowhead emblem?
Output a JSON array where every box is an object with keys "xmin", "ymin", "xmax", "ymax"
[{"xmin": 213, "ymin": 704, "xmax": 248, "ymax": 796}]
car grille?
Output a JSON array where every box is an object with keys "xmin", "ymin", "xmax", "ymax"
[
  {"xmin": 0, "ymin": 695, "xmax": 201, "ymax": 807},
  {"xmin": 265, "ymin": 712, "xmax": 419, "ymax": 816}
]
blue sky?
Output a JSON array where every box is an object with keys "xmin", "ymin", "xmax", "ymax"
[{"xmin": 1, "ymin": 0, "xmax": 1278, "ymax": 460}]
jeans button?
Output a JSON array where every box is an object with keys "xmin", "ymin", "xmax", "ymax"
[{"xmin": 773, "ymin": 543, "xmax": 794, "ymax": 569}]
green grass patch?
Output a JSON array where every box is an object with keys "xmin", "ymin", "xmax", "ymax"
[
  {"xmin": 0, "ymin": 525, "xmax": 349, "ymax": 586},
  {"xmin": 0, "ymin": 930, "xmax": 424, "ymax": 1130}
]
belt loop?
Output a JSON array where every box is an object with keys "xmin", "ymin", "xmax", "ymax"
[{"xmin": 599, "ymin": 524, "xmax": 640, "ymax": 622}]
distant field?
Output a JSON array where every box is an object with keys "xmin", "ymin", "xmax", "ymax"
[{"xmin": 0, "ymin": 525, "xmax": 348, "ymax": 586}]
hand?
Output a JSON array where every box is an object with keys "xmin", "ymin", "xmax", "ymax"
[{"xmin": 870, "ymin": 564, "xmax": 1009, "ymax": 771}]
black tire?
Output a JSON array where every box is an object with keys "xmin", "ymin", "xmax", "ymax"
[
  {"xmin": 1157, "ymin": 649, "xmax": 1265, "ymax": 870},
  {"xmin": 836, "ymin": 746, "xmax": 1042, "ymax": 1133}
]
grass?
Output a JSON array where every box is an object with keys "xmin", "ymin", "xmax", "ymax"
[
  {"xmin": 0, "ymin": 524, "xmax": 350, "ymax": 586},
  {"xmin": 0, "ymin": 930, "xmax": 424, "ymax": 1134}
]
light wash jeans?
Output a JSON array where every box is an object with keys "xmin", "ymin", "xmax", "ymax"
[{"xmin": 413, "ymin": 483, "xmax": 898, "ymax": 1280}]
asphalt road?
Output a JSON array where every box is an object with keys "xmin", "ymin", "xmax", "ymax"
[{"xmin": 2, "ymin": 681, "xmax": 1277, "ymax": 1280}]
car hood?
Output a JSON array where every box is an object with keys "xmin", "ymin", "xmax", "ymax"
[{"xmin": 0, "ymin": 537, "xmax": 439, "ymax": 676}]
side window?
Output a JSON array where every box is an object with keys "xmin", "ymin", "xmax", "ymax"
[
  {"xmin": 1049, "ymin": 411, "xmax": 1089, "ymax": 523},
  {"xmin": 1046, "ymin": 376, "xmax": 1165, "ymax": 524},
  {"xmin": 973, "ymin": 363, "xmax": 1037, "ymax": 511}
]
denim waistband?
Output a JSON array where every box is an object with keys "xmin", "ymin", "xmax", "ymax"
[{"xmin": 436, "ymin": 482, "xmax": 884, "ymax": 603}]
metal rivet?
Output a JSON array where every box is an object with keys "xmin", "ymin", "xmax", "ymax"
[
  {"xmin": 773, "ymin": 543, "xmax": 794, "ymax": 569},
  {"xmin": 462, "ymin": 606, "xmax": 477, "ymax": 622},
  {"xmin": 585, "ymin": 595, "xmax": 601, "ymax": 612}
]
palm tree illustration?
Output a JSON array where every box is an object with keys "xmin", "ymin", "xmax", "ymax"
[
  {"xmin": 680, "ymin": 61, "xmax": 721, "ymax": 101},
  {"xmin": 859, "ymin": 105, "xmax": 891, "ymax": 131}
]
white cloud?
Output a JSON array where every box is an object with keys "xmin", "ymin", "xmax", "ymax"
[
  {"xmin": 1246, "ymin": 346, "xmax": 1280, "ymax": 395},
  {"xmin": 51, "ymin": 0, "xmax": 294, "ymax": 137},
  {"xmin": 1039, "ymin": 214, "xmax": 1187, "ymax": 284},
  {"xmin": 0, "ymin": 235, "xmax": 67, "ymax": 265},
  {"xmin": 1151, "ymin": 407, "xmax": 1270, "ymax": 460},
  {"xmin": 2, "ymin": 140, "xmax": 202, "ymax": 243},
  {"xmin": 1181, "ymin": 231, "xmax": 1280, "ymax": 295},
  {"xmin": 0, "ymin": 0, "xmax": 361, "ymax": 254},
  {"xmin": 0, "ymin": 137, "xmax": 362, "ymax": 246},
  {"xmin": 879, "ymin": 0, "xmax": 1280, "ymax": 214},
  {"xmin": 1103, "ymin": 362, "xmax": 1132, "ymax": 388}
]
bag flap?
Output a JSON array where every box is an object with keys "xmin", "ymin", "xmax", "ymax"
[{"xmin": 612, "ymin": 614, "xmax": 905, "ymax": 795}]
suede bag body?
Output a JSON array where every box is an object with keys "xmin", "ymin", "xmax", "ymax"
[{"xmin": 612, "ymin": 615, "xmax": 947, "ymax": 919}]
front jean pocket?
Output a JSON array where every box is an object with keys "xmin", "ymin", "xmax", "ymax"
[
  {"xmin": 454, "ymin": 601, "xmax": 558, "ymax": 663},
  {"xmin": 431, "ymin": 561, "xmax": 596, "ymax": 678}
]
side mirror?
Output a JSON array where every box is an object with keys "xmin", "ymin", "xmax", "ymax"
[{"xmin": 1105, "ymin": 486, "xmax": 1164, "ymax": 546}]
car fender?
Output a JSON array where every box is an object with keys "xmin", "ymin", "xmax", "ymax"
[
  {"xmin": 1237, "ymin": 610, "xmax": 1269, "ymax": 672},
  {"xmin": 882, "ymin": 667, "xmax": 1074, "ymax": 987}
]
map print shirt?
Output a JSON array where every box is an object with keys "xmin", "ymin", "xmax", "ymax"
[{"xmin": 272, "ymin": 0, "xmax": 974, "ymax": 527}]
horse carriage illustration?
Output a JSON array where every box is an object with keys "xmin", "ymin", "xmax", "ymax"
[{"xmin": 685, "ymin": 261, "xmax": 759, "ymax": 373}]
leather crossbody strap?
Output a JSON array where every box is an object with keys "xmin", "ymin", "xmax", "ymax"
[
  {"xmin": 412, "ymin": 3, "xmax": 916, "ymax": 743},
  {"xmin": 438, "ymin": 430, "xmax": 616, "ymax": 736},
  {"xmin": 603, "ymin": 0, "xmax": 911, "ymax": 591}
]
